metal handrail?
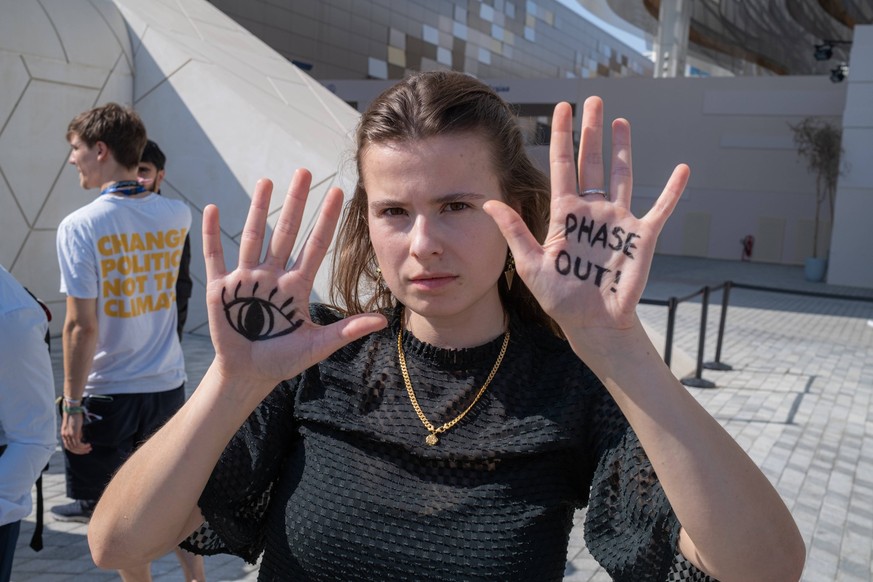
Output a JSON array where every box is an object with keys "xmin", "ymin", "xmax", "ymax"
[{"xmin": 641, "ymin": 279, "xmax": 873, "ymax": 390}]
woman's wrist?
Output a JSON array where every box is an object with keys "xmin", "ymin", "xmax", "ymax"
[
  {"xmin": 205, "ymin": 360, "xmax": 277, "ymax": 411},
  {"xmin": 564, "ymin": 315, "xmax": 647, "ymax": 361}
]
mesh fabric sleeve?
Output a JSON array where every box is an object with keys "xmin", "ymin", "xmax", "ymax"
[
  {"xmin": 180, "ymin": 379, "xmax": 299, "ymax": 563},
  {"xmin": 582, "ymin": 388, "xmax": 686, "ymax": 582}
]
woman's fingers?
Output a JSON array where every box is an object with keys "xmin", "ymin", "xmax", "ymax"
[
  {"xmin": 289, "ymin": 187, "xmax": 344, "ymax": 284},
  {"xmin": 483, "ymin": 200, "xmax": 541, "ymax": 272},
  {"xmin": 578, "ymin": 96, "xmax": 605, "ymax": 192},
  {"xmin": 202, "ymin": 204, "xmax": 226, "ymax": 282},
  {"xmin": 318, "ymin": 313, "xmax": 389, "ymax": 359},
  {"xmin": 644, "ymin": 163, "xmax": 690, "ymax": 232},
  {"xmin": 205, "ymin": 170, "xmax": 338, "ymax": 290},
  {"xmin": 549, "ymin": 102, "xmax": 578, "ymax": 199},
  {"xmin": 609, "ymin": 118, "xmax": 633, "ymax": 208},
  {"xmin": 265, "ymin": 169, "xmax": 311, "ymax": 268},
  {"xmin": 238, "ymin": 179, "xmax": 274, "ymax": 269}
]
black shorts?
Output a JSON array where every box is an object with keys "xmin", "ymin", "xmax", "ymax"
[{"xmin": 63, "ymin": 385, "xmax": 185, "ymax": 500}]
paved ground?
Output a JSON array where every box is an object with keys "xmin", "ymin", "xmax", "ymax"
[{"xmin": 11, "ymin": 255, "xmax": 873, "ymax": 581}]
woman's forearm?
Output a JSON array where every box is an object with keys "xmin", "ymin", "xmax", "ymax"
[
  {"xmin": 88, "ymin": 362, "xmax": 273, "ymax": 569},
  {"xmin": 567, "ymin": 316, "xmax": 805, "ymax": 582}
]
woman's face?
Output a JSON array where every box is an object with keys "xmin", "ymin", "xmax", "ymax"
[{"xmin": 363, "ymin": 132, "xmax": 509, "ymax": 336}]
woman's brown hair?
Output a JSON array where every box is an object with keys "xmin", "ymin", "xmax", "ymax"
[{"xmin": 330, "ymin": 71, "xmax": 557, "ymax": 333}]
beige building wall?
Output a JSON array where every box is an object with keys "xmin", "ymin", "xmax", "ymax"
[
  {"xmin": 578, "ymin": 75, "xmax": 847, "ymax": 266},
  {"xmin": 328, "ymin": 74, "xmax": 848, "ymax": 268},
  {"xmin": 828, "ymin": 25, "xmax": 873, "ymax": 288}
]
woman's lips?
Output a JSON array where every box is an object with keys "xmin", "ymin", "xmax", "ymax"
[{"xmin": 409, "ymin": 274, "xmax": 456, "ymax": 290}]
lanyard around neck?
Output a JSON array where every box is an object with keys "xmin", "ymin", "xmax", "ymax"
[{"xmin": 100, "ymin": 180, "xmax": 147, "ymax": 196}]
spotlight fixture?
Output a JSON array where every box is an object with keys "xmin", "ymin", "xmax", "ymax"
[
  {"xmin": 830, "ymin": 63, "xmax": 848, "ymax": 83},
  {"xmin": 813, "ymin": 39, "xmax": 852, "ymax": 61},
  {"xmin": 814, "ymin": 43, "xmax": 833, "ymax": 61}
]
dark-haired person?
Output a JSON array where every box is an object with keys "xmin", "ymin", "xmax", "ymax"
[
  {"xmin": 54, "ymin": 103, "xmax": 193, "ymax": 582},
  {"xmin": 89, "ymin": 74, "xmax": 805, "ymax": 581},
  {"xmin": 137, "ymin": 140, "xmax": 193, "ymax": 341}
]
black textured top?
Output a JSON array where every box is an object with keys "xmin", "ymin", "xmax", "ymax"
[{"xmin": 182, "ymin": 305, "xmax": 715, "ymax": 581}]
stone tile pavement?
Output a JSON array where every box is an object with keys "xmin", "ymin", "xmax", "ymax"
[
  {"xmin": 565, "ymin": 257, "xmax": 873, "ymax": 581},
  {"xmin": 11, "ymin": 255, "xmax": 873, "ymax": 581},
  {"xmin": 10, "ymin": 326, "xmax": 259, "ymax": 582}
]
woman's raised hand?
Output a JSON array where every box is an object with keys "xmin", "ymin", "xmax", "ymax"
[
  {"xmin": 202, "ymin": 169, "xmax": 386, "ymax": 396},
  {"xmin": 486, "ymin": 97, "xmax": 689, "ymax": 334}
]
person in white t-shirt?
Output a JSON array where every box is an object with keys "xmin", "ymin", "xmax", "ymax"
[
  {"xmin": 0, "ymin": 265, "xmax": 55, "ymax": 582},
  {"xmin": 134, "ymin": 139, "xmax": 205, "ymax": 582},
  {"xmin": 53, "ymin": 103, "xmax": 194, "ymax": 582},
  {"xmin": 137, "ymin": 140, "xmax": 193, "ymax": 343}
]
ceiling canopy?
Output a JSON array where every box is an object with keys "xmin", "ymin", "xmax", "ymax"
[{"xmin": 592, "ymin": 0, "xmax": 872, "ymax": 75}]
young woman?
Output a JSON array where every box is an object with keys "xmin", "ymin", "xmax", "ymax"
[{"xmin": 89, "ymin": 72, "xmax": 805, "ymax": 581}]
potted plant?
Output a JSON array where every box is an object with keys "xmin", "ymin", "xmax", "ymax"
[{"xmin": 788, "ymin": 116, "xmax": 843, "ymax": 282}]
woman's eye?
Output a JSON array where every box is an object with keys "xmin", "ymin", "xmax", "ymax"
[
  {"xmin": 221, "ymin": 282, "xmax": 303, "ymax": 341},
  {"xmin": 382, "ymin": 207, "xmax": 406, "ymax": 217},
  {"xmin": 445, "ymin": 201, "xmax": 469, "ymax": 212}
]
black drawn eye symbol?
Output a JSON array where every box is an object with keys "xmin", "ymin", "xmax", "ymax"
[{"xmin": 222, "ymin": 281, "xmax": 304, "ymax": 341}]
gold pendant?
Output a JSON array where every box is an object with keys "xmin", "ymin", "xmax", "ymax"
[{"xmin": 425, "ymin": 433, "xmax": 439, "ymax": 446}]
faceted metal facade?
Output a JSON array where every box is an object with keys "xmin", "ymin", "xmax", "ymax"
[
  {"xmin": 595, "ymin": 0, "xmax": 873, "ymax": 75},
  {"xmin": 205, "ymin": 0, "xmax": 655, "ymax": 80}
]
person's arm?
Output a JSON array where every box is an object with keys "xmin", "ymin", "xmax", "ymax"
[
  {"xmin": 88, "ymin": 170, "xmax": 387, "ymax": 569},
  {"xmin": 90, "ymin": 364, "xmax": 274, "ymax": 566},
  {"xmin": 485, "ymin": 99, "xmax": 805, "ymax": 582},
  {"xmin": 61, "ymin": 296, "xmax": 98, "ymax": 455},
  {"xmin": 571, "ymin": 318, "xmax": 803, "ymax": 581},
  {"xmin": 0, "ymin": 306, "xmax": 56, "ymax": 525}
]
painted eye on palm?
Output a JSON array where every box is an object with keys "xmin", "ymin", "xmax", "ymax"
[{"xmin": 221, "ymin": 281, "xmax": 303, "ymax": 341}]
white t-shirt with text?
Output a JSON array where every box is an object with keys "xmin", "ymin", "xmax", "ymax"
[{"xmin": 57, "ymin": 193, "xmax": 191, "ymax": 395}]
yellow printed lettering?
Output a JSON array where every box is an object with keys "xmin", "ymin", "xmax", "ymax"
[
  {"xmin": 155, "ymin": 292, "xmax": 170, "ymax": 311},
  {"xmin": 104, "ymin": 289, "xmax": 175, "ymax": 318},
  {"xmin": 103, "ymin": 279, "xmax": 121, "ymax": 297},
  {"xmin": 98, "ymin": 236, "xmax": 113, "ymax": 256},
  {"xmin": 145, "ymin": 231, "xmax": 165, "ymax": 250},
  {"xmin": 105, "ymin": 299, "xmax": 117, "ymax": 317},
  {"xmin": 101, "ymin": 258, "xmax": 116, "ymax": 277},
  {"xmin": 165, "ymin": 229, "xmax": 184, "ymax": 249},
  {"xmin": 129, "ymin": 233, "xmax": 145, "ymax": 252}
]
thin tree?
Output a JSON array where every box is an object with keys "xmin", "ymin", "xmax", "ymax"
[{"xmin": 789, "ymin": 117, "xmax": 843, "ymax": 259}]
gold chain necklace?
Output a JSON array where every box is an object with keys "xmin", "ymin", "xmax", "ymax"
[{"xmin": 397, "ymin": 323, "xmax": 510, "ymax": 446}]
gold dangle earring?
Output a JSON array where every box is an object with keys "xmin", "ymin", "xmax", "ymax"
[
  {"xmin": 375, "ymin": 267, "xmax": 388, "ymax": 297},
  {"xmin": 503, "ymin": 252, "xmax": 515, "ymax": 291}
]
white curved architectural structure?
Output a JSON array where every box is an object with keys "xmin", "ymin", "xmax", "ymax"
[
  {"xmin": 0, "ymin": 0, "xmax": 360, "ymax": 335},
  {"xmin": 0, "ymin": 0, "xmax": 134, "ymax": 334}
]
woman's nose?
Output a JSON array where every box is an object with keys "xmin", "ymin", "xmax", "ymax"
[{"xmin": 409, "ymin": 215, "xmax": 442, "ymax": 257}]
